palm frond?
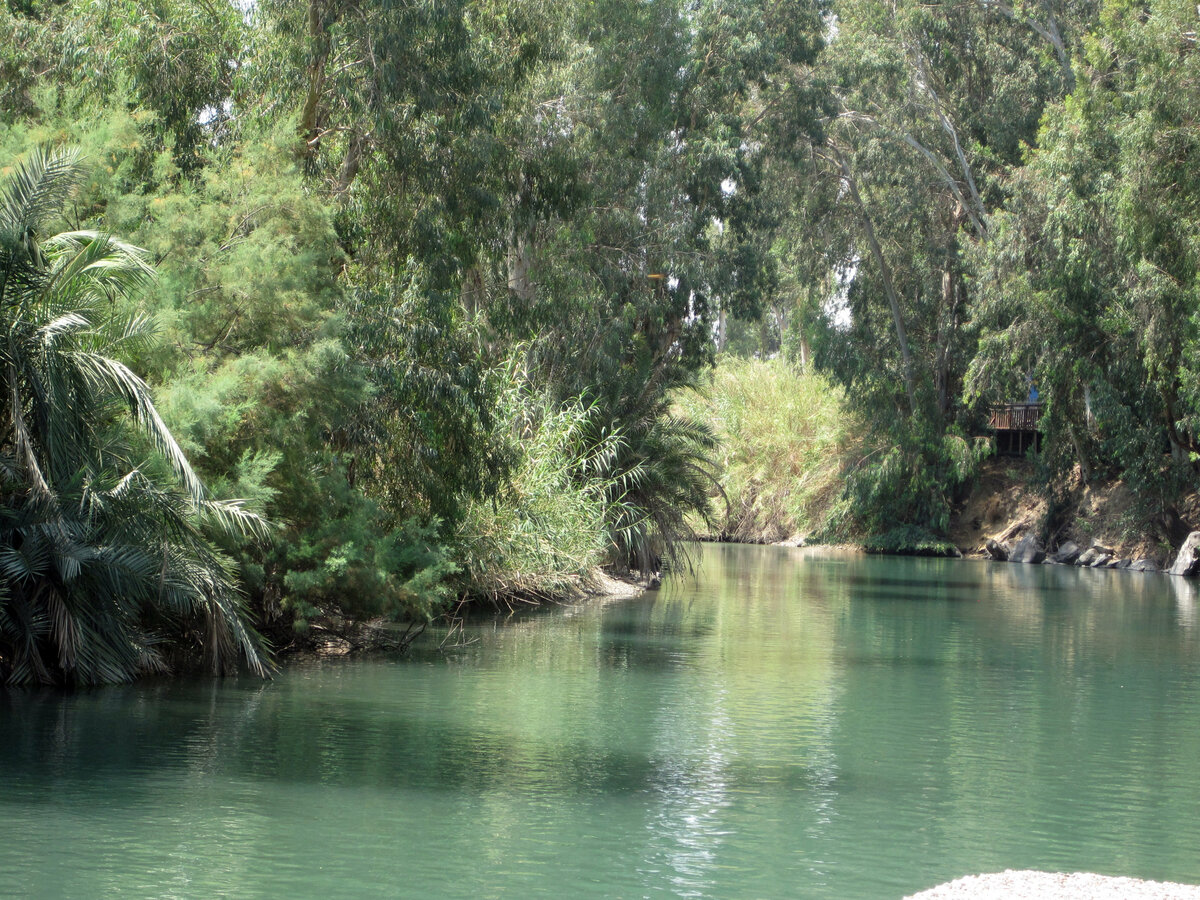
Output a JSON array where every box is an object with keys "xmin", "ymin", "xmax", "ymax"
[
  {"xmin": 37, "ymin": 313, "xmax": 90, "ymax": 348},
  {"xmin": 0, "ymin": 149, "xmax": 271, "ymax": 685},
  {"xmin": 0, "ymin": 146, "xmax": 82, "ymax": 240},
  {"xmin": 39, "ymin": 231, "xmax": 156, "ymax": 305},
  {"xmin": 197, "ymin": 498, "xmax": 274, "ymax": 543},
  {"xmin": 68, "ymin": 352, "xmax": 205, "ymax": 501}
]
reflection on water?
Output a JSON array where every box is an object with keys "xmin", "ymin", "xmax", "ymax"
[{"xmin": 4, "ymin": 544, "xmax": 1200, "ymax": 899}]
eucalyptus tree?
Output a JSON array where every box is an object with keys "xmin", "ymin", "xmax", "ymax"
[
  {"xmin": 36, "ymin": 0, "xmax": 248, "ymax": 168},
  {"xmin": 464, "ymin": 0, "xmax": 825, "ymax": 567},
  {"xmin": 762, "ymin": 0, "xmax": 1102, "ymax": 538},
  {"xmin": 798, "ymin": 0, "xmax": 1092, "ymax": 412},
  {"xmin": 0, "ymin": 148, "xmax": 269, "ymax": 685},
  {"xmin": 969, "ymin": 0, "xmax": 1200, "ymax": 533},
  {"xmin": 255, "ymin": 0, "xmax": 827, "ymax": 570}
]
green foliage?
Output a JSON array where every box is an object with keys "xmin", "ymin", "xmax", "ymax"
[
  {"xmin": 0, "ymin": 92, "xmax": 469, "ymax": 634},
  {"xmin": 58, "ymin": 0, "xmax": 246, "ymax": 168},
  {"xmin": 601, "ymin": 404, "xmax": 719, "ymax": 574},
  {"xmin": 459, "ymin": 345, "xmax": 718, "ymax": 594},
  {"xmin": 0, "ymin": 0, "xmax": 829, "ymax": 668},
  {"xmin": 822, "ymin": 428, "xmax": 991, "ymax": 543},
  {"xmin": 576, "ymin": 345, "xmax": 720, "ymax": 573},
  {"xmin": 0, "ymin": 148, "xmax": 269, "ymax": 685},
  {"xmin": 967, "ymin": 0, "xmax": 1200, "ymax": 538},
  {"xmin": 0, "ymin": 2, "xmax": 59, "ymax": 123},
  {"xmin": 29, "ymin": 0, "xmax": 1200, "ymax": 664},
  {"xmin": 771, "ymin": 0, "xmax": 1090, "ymax": 429},
  {"xmin": 282, "ymin": 505, "xmax": 456, "ymax": 628},
  {"xmin": 455, "ymin": 363, "xmax": 615, "ymax": 601},
  {"xmin": 675, "ymin": 357, "xmax": 859, "ymax": 542},
  {"xmin": 341, "ymin": 275, "xmax": 502, "ymax": 528}
]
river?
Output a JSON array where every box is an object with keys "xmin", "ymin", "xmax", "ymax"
[{"xmin": 4, "ymin": 543, "xmax": 1200, "ymax": 898}]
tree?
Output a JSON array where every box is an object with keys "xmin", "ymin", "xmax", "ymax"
[
  {"xmin": 0, "ymin": 147, "xmax": 269, "ymax": 685},
  {"xmin": 969, "ymin": 0, "xmax": 1200, "ymax": 536},
  {"xmin": 763, "ymin": 0, "xmax": 1098, "ymax": 541},
  {"xmin": 462, "ymin": 0, "xmax": 824, "ymax": 567}
]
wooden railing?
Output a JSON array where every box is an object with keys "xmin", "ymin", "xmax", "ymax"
[{"xmin": 988, "ymin": 402, "xmax": 1043, "ymax": 431}]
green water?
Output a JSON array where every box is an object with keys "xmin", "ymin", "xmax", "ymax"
[{"xmin": 5, "ymin": 544, "xmax": 1200, "ymax": 899}]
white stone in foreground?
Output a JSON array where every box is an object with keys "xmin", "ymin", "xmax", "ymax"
[{"xmin": 905, "ymin": 870, "xmax": 1200, "ymax": 900}]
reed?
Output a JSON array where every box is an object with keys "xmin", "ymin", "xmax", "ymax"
[
  {"xmin": 455, "ymin": 380, "xmax": 615, "ymax": 604},
  {"xmin": 676, "ymin": 357, "xmax": 861, "ymax": 543}
]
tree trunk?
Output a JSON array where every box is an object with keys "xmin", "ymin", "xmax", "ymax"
[
  {"xmin": 1163, "ymin": 391, "xmax": 1200, "ymax": 472},
  {"xmin": 831, "ymin": 144, "xmax": 918, "ymax": 415},
  {"xmin": 935, "ymin": 219, "xmax": 964, "ymax": 419},
  {"xmin": 935, "ymin": 268, "xmax": 953, "ymax": 418},
  {"xmin": 909, "ymin": 47, "xmax": 988, "ymax": 234},
  {"xmin": 335, "ymin": 130, "xmax": 365, "ymax": 194},
  {"xmin": 506, "ymin": 230, "xmax": 535, "ymax": 303},
  {"xmin": 1066, "ymin": 420, "xmax": 1090, "ymax": 484},
  {"xmin": 299, "ymin": 0, "xmax": 334, "ymax": 165},
  {"xmin": 461, "ymin": 264, "xmax": 487, "ymax": 321}
]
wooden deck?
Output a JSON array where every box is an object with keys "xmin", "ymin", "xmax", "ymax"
[
  {"xmin": 988, "ymin": 402, "xmax": 1043, "ymax": 431},
  {"xmin": 989, "ymin": 402, "xmax": 1042, "ymax": 455}
]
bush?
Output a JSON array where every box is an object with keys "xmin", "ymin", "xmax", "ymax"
[{"xmin": 821, "ymin": 426, "xmax": 990, "ymax": 544}]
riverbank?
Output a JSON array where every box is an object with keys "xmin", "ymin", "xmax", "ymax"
[
  {"xmin": 906, "ymin": 871, "xmax": 1200, "ymax": 899},
  {"xmin": 946, "ymin": 457, "xmax": 1198, "ymax": 568},
  {"xmin": 733, "ymin": 455, "xmax": 1193, "ymax": 570},
  {"xmin": 281, "ymin": 450, "xmax": 1195, "ymax": 665},
  {"xmin": 273, "ymin": 567, "xmax": 649, "ymax": 659},
  {"xmin": 680, "ymin": 358, "xmax": 1200, "ymax": 569}
]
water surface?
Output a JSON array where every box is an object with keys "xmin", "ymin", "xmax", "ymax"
[{"xmin": 4, "ymin": 544, "xmax": 1200, "ymax": 898}]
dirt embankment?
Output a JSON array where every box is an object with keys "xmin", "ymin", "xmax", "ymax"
[{"xmin": 948, "ymin": 458, "xmax": 1193, "ymax": 565}]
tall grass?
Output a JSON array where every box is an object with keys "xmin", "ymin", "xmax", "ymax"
[
  {"xmin": 675, "ymin": 357, "xmax": 861, "ymax": 543},
  {"xmin": 454, "ymin": 377, "xmax": 618, "ymax": 603},
  {"xmin": 456, "ymin": 355, "xmax": 852, "ymax": 601}
]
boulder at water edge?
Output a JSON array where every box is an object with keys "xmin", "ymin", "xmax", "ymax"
[
  {"xmin": 1011, "ymin": 534, "xmax": 1046, "ymax": 564},
  {"xmin": 1169, "ymin": 531, "xmax": 1200, "ymax": 576},
  {"xmin": 985, "ymin": 538, "xmax": 1011, "ymax": 561},
  {"xmin": 1052, "ymin": 541, "xmax": 1082, "ymax": 564}
]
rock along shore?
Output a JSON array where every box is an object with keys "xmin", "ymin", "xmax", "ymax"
[{"xmin": 981, "ymin": 529, "xmax": 1200, "ymax": 577}]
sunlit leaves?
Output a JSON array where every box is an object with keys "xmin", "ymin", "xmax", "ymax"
[{"xmin": 0, "ymin": 149, "xmax": 269, "ymax": 685}]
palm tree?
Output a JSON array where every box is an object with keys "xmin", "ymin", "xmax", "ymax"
[
  {"xmin": 581, "ymin": 343, "xmax": 719, "ymax": 576},
  {"xmin": 0, "ymin": 147, "xmax": 270, "ymax": 685}
]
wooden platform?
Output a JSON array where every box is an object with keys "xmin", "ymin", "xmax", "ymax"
[{"xmin": 989, "ymin": 402, "xmax": 1042, "ymax": 455}]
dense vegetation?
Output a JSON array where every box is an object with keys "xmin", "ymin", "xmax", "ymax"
[
  {"xmin": 675, "ymin": 358, "xmax": 858, "ymax": 543},
  {"xmin": 1, "ymin": 0, "xmax": 1197, "ymax": 683},
  {"xmin": 731, "ymin": 0, "xmax": 1200, "ymax": 555}
]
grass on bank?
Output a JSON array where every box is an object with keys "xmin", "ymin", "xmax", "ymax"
[
  {"xmin": 675, "ymin": 356, "xmax": 862, "ymax": 543},
  {"xmin": 454, "ymin": 379, "xmax": 615, "ymax": 604}
]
